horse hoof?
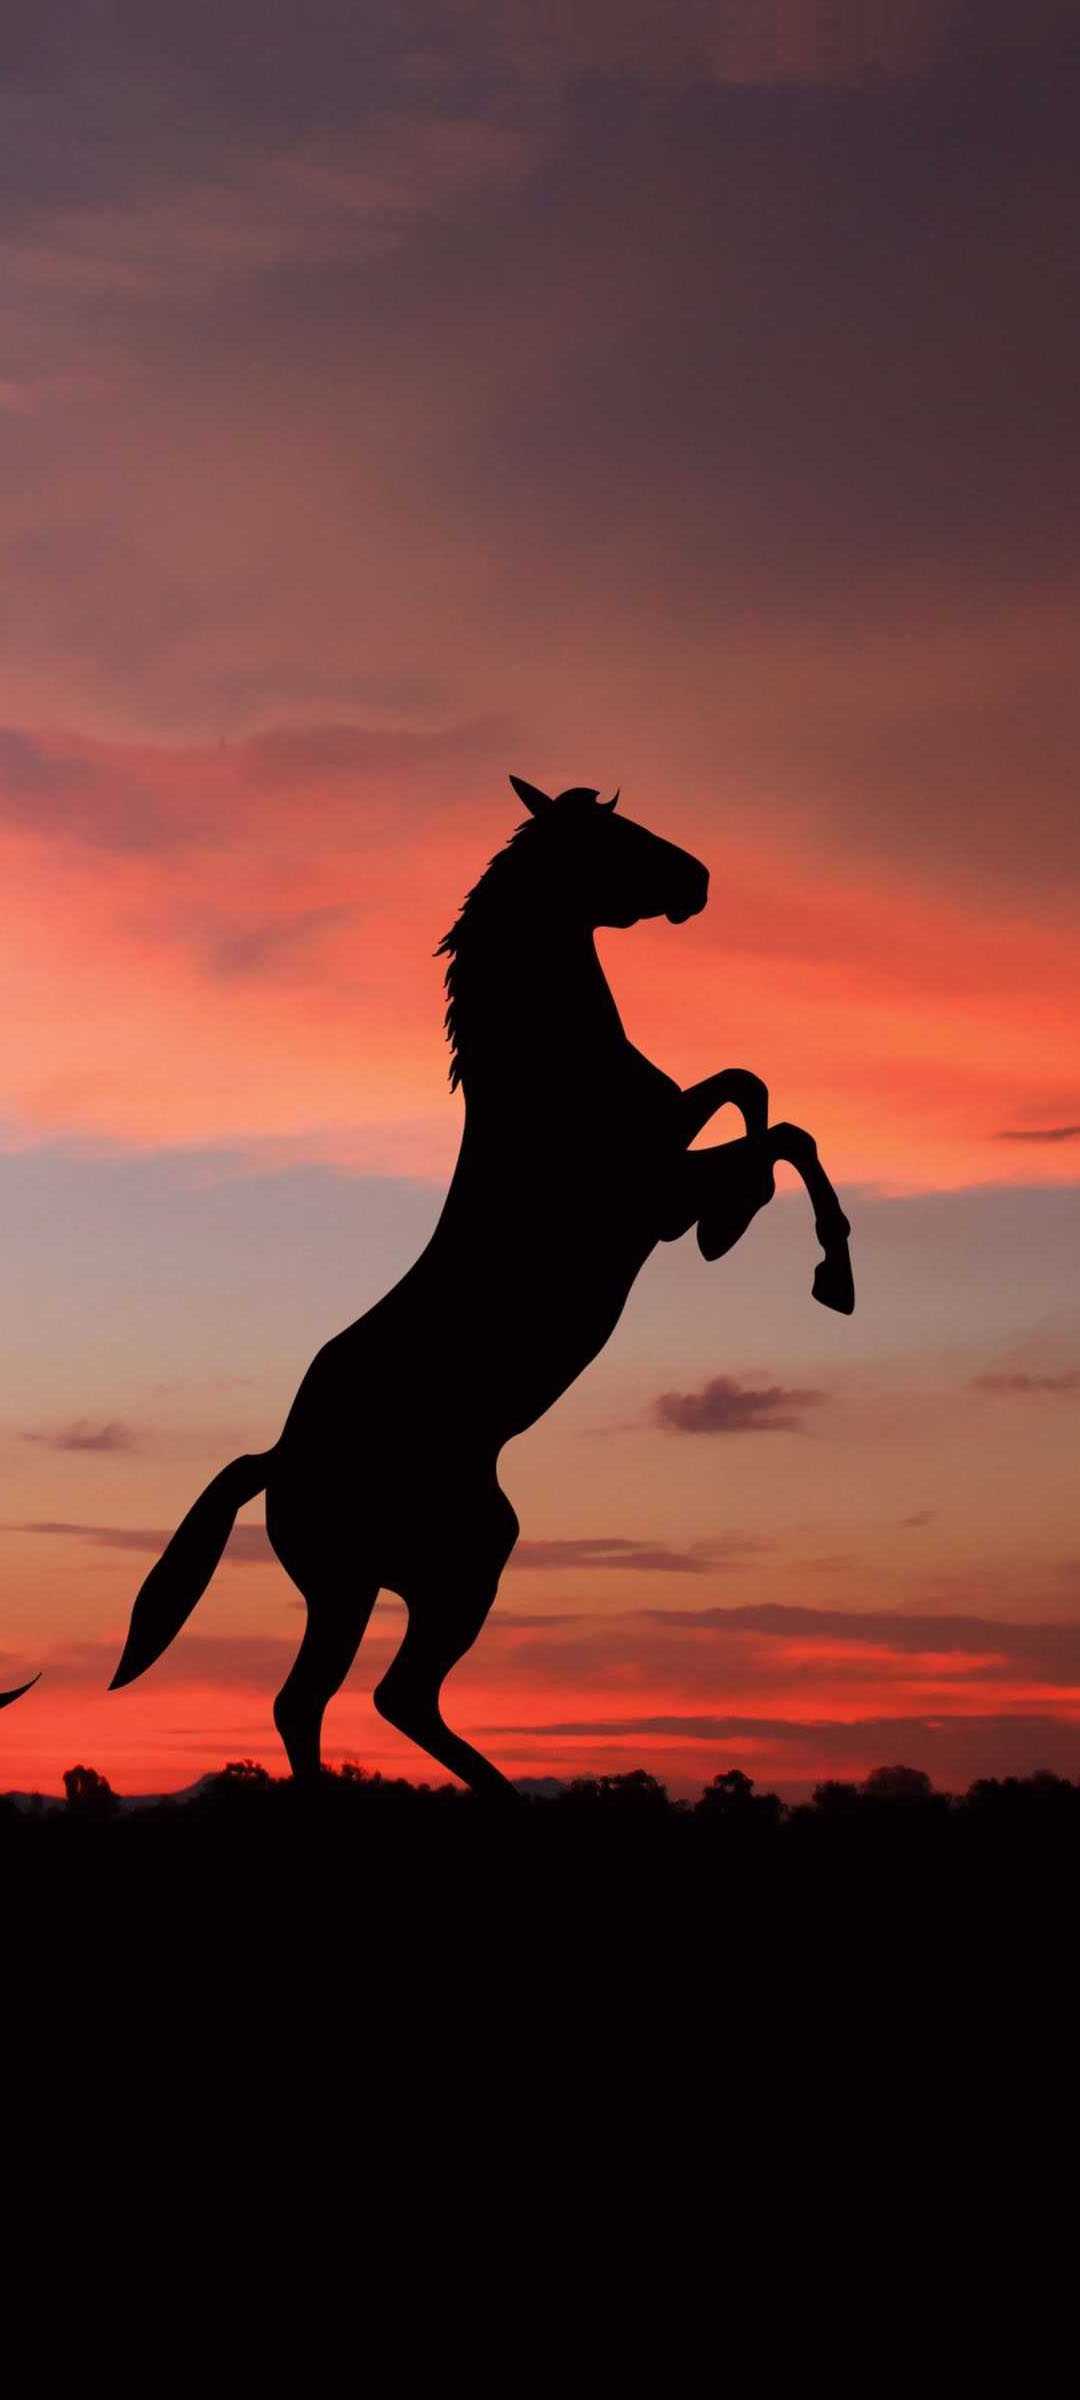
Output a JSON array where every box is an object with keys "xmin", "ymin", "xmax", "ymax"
[
  {"xmin": 812, "ymin": 1247, "xmax": 855, "ymax": 1314},
  {"xmin": 697, "ymin": 1170, "xmax": 776, "ymax": 1263},
  {"xmin": 697, "ymin": 1217, "xmax": 739, "ymax": 1262}
]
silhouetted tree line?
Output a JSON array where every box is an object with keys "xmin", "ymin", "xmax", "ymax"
[{"xmin": 4, "ymin": 1755, "xmax": 1079, "ymax": 1854}]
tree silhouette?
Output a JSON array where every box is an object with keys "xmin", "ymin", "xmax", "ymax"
[
  {"xmin": 697, "ymin": 1768, "xmax": 783, "ymax": 1829},
  {"xmin": 862, "ymin": 1765, "xmax": 936, "ymax": 1805},
  {"xmin": 63, "ymin": 1763, "xmax": 119, "ymax": 1819},
  {"xmin": 562, "ymin": 1768, "xmax": 671, "ymax": 1818},
  {"xmin": 811, "ymin": 1779, "xmax": 862, "ymax": 1815}
]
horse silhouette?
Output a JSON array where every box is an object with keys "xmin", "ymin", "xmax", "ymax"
[{"xmin": 110, "ymin": 778, "xmax": 853, "ymax": 1795}]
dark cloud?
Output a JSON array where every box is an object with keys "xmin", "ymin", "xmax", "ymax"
[
  {"xmin": 995, "ymin": 1126, "xmax": 1080, "ymax": 1144},
  {"xmin": 21, "ymin": 1420, "xmax": 136, "ymax": 1453},
  {"xmin": 655, "ymin": 1374, "xmax": 825, "ymax": 1434},
  {"xmin": 972, "ymin": 1370, "xmax": 1080, "ymax": 1396},
  {"xmin": 2, "ymin": 1, "xmax": 1070, "ymax": 144}
]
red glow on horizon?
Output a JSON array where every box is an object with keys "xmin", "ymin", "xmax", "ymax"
[{"xmin": 6, "ymin": 1612, "xmax": 1080, "ymax": 1800}]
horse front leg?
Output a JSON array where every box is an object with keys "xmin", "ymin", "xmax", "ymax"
[
  {"xmin": 678, "ymin": 1068, "xmax": 770, "ymax": 1144},
  {"xmin": 663, "ymin": 1121, "xmax": 854, "ymax": 1314},
  {"xmin": 655, "ymin": 1070, "xmax": 773, "ymax": 1249},
  {"xmin": 659, "ymin": 1133, "xmax": 776, "ymax": 1253},
  {"xmin": 765, "ymin": 1121, "xmax": 854, "ymax": 1315}
]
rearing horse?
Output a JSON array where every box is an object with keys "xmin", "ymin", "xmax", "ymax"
[{"xmin": 110, "ymin": 778, "xmax": 853, "ymax": 1795}]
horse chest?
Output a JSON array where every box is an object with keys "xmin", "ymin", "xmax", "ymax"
[{"xmin": 583, "ymin": 1064, "xmax": 683, "ymax": 1189}]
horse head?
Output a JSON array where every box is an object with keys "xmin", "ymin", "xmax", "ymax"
[{"xmin": 508, "ymin": 776, "xmax": 709, "ymax": 931}]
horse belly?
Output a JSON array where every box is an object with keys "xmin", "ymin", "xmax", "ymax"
[{"xmin": 275, "ymin": 1201, "xmax": 653, "ymax": 1461}]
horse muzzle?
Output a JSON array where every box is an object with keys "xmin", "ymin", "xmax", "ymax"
[{"xmin": 666, "ymin": 864, "xmax": 709, "ymax": 924}]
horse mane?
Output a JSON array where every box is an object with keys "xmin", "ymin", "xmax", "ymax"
[{"xmin": 436, "ymin": 817, "xmax": 545, "ymax": 1089}]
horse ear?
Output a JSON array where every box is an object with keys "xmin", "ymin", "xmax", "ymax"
[{"xmin": 509, "ymin": 774, "xmax": 552, "ymax": 815}]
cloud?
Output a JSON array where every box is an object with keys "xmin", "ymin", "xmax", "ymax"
[
  {"xmin": 27, "ymin": 1594, "xmax": 1080, "ymax": 1691},
  {"xmin": 0, "ymin": 720, "xmax": 172, "ymax": 854},
  {"xmin": 516, "ymin": 1536, "xmax": 701, "ymax": 1573},
  {"xmin": 995, "ymin": 1126, "xmax": 1080, "ymax": 1144},
  {"xmin": 0, "ymin": 727, "xmax": 89, "ymax": 795},
  {"xmin": 972, "ymin": 1370, "xmax": 1080, "ymax": 1397},
  {"xmin": 0, "ymin": 728, "xmax": 161, "ymax": 849},
  {"xmin": 21, "ymin": 1420, "xmax": 137, "ymax": 1453},
  {"xmin": 0, "ymin": 115, "xmax": 533, "ymax": 303},
  {"xmin": 655, "ymin": 1375, "xmax": 826, "ymax": 1434},
  {"xmin": 239, "ymin": 715, "xmax": 511, "ymax": 789},
  {"xmin": 204, "ymin": 903, "xmax": 352, "ymax": 979},
  {"xmin": 46, "ymin": 1632, "xmax": 298, "ymax": 1690},
  {"xmin": 18, "ymin": 1520, "xmax": 769, "ymax": 1574},
  {"xmin": 637, "ymin": 1601, "xmax": 1080, "ymax": 1668},
  {"xmin": 469, "ymin": 1711, "xmax": 1080, "ymax": 1790},
  {"xmin": 0, "ymin": 740, "xmax": 1074, "ymax": 1183},
  {"xmin": 17, "ymin": 1518, "xmax": 271, "ymax": 1560},
  {"xmin": 512, "ymin": 1533, "xmax": 768, "ymax": 1573},
  {"xmin": 0, "ymin": 715, "xmax": 510, "ymax": 859},
  {"xmin": 469, "ymin": 1597, "xmax": 1080, "ymax": 1702}
]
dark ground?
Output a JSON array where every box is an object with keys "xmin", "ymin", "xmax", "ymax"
[
  {"xmin": 8, "ymin": 1756, "xmax": 1077, "ymax": 1988},
  {"xmin": 7, "ymin": 1758, "xmax": 1070, "ymax": 2246}
]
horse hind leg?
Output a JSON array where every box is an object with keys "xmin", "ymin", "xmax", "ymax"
[
  {"xmin": 374, "ymin": 1496, "xmax": 520, "ymax": 1801},
  {"xmin": 374, "ymin": 1596, "xmax": 518, "ymax": 1801},
  {"xmin": 273, "ymin": 1573, "xmax": 379, "ymax": 1782}
]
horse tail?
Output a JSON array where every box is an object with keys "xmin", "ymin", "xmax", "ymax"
[
  {"xmin": 109, "ymin": 1450, "xmax": 276, "ymax": 1691},
  {"xmin": 0, "ymin": 1673, "xmax": 40, "ymax": 1710}
]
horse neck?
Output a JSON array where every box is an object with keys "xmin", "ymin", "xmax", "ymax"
[{"xmin": 449, "ymin": 899, "xmax": 628, "ymax": 1101}]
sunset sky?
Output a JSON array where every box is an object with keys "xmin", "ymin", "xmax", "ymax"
[{"xmin": 2, "ymin": 0, "xmax": 1078, "ymax": 1797}]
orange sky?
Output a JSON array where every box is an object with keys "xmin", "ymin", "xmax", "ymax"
[
  {"xmin": 2, "ymin": 0, "xmax": 1078, "ymax": 1796},
  {"xmin": 2, "ymin": 736, "xmax": 1076, "ymax": 1189}
]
